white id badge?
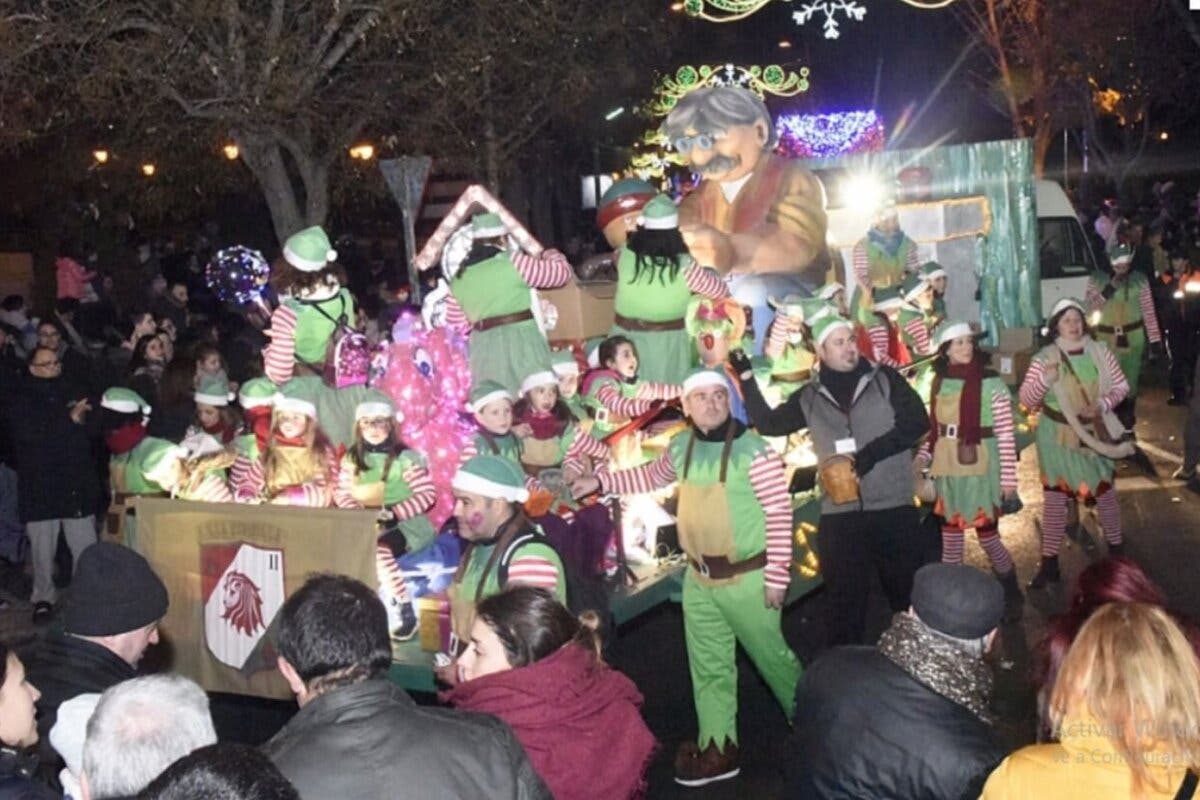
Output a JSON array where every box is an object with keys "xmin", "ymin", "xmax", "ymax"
[{"xmin": 835, "ymin": 437, "xmax": 857, "ymax": 455}]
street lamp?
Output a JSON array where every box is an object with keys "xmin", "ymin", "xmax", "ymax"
[
  {"xmin": 223, "ymin": 143, "xmax": 240, "ymax": 160},
  {"xmin": 1160, "ymin": 131, "xmax": 1170, "ymax": 142},
  {"xmin": 141, "ymin": 163, "xmax": 156, "ymax": 177},
  {"xmin": 349, "ymin": 143, "xmax": 375, "ymax": 160},
  {"xmin": 92, "ymin": 149, "xmax": 109, "ymax": 165}
]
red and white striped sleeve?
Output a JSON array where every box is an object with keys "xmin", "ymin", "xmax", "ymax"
[
  {"xmin": 765, "ymin": 318, "xmax": 789, "ymax": 359},
  {"xmin": 333, "ymin": 455, "xmax": 361, "ymax": 509},
  {"xmin": 1018, "ymin": 359, "xmax": 1050, "ymax": 410},
  {"xmin": 597, "ymin": 383, "xmax": 657, "ymax": 418},
  {"xmin": 634, "ymin": 381, "xmax": 682, "ymax": 401},
  {"xmin": 852, "ymin": 242, "xmax": 869, "ymax": 289},
  {"xmin": 749, "ymin": 448, "xmax": 792, "ymax": 590},
  {"xmin": 683, "ymin": 264, "xmax": 730, "ymax": 299},
  {"xmin": 442, "ymin": 294, "xmax": 472, "ymax": 335},
  {"xmin": 1085, "ymin": 278, "xmax": 1105, "ymax": 313},
  {"xmin": 868, "ymin": 324, "xmax": 901, "ymax": 368},
  {"xmin": 390, "ymin": 465, "xmax": 435, "ymax": 521},
  {"xmin": 1097, "ymin": 345, "xmax": 1130, "ymax": 412},
  {"xmin": 903, "ymin": 316, "xmax": 932, "ymax": 355},
  {"xmin": 187, "ymin": 473, "xmax": 233, "ymax": 503},
  {"xmin": 1140, "ymin": 281, "xmax": 1161, "ymax": 343},
  {"xmin": 991, "ymin": 386, "xmax": 1017, "ymax": 492},
  {"xmin": 599, "ymin": 451, "xmax": 678, "ymax": 496},
  {"xmin": 561, "ymin": 426, "xmax": 609, "ymax": 475},
  {"xmin": 513, "ymin": 249, "xmax": 572, "ymax": 289},
  {"xmin": 504, "ymin": 554, "xmax": 561, "ymax": 592},
  {"xmin": 232, "ymin": 455, "xmax": 264, "ymax": 502},
  {"xmin": 458, "ymin": 437, "xmax": 479, "ymax": 468},
  {"xmin": 263, "ymin": 304, "xmax": 297, "ymax": 385}
]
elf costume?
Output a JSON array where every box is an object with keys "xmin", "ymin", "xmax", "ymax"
[
  {"xmin": 141, "ymin": 438, "xmax": 233, "ymax": 504},
  {"xmin": 611, "ymin": 195, "xmax": 730, "ymax": 386},
  {"xmin": 851, "ymin": 211, "xmax": 920, "ymax": 290},
  {"xmin": 582, "ymin": 366, "xmax": 679, "ymax": 442},
  {"xmin": 447, "ymin": 456, "xmax": 566, "ymax": 651},
  {"xmin": 550, "ymin": 350, "xmax": 586, "ymax": 422},
  {"xmin": 515, "ymin": 371, "xmax": 610, "ymax": 481},
  {"xmin": 866, "ymin": 286, "xmax": 915, "ymax": 369},
  {"xmin": 764, "ymin": 295, "xmax": 824, "ymax": 399},
  {"xmin": 460, "ymin": 382, "xmax": 525, "ymax": 467},
  {"xmin": 232, "ymin": 390, "xmax": 334, "ymax": 506},
  {"xmin": 598, "ymin": 368, "xmax": 800, "ymax": 774},
  {"xmin": 916, "ymin": 322, "xmax": 1022, "ymax": 614},
  {"xmin": 190, "ymin": 373, "xmax": 239, "ymax": 444},
  {"xmin": 1085, "ymin": 243, "xmax": 1161, "ymax": 398},
  {"xmin": 920, "ymin": 261, "xmax": 948, "ymax": 328},
  {"xmin": 101, "ymin": 388, "xmax": 153, "ymax": 539},
  {"xmin": 263, "ymin": 226, "xmax": 358, "ymax": 385},
  {"xmin": 442, "ymin": 213, "xmax": 572, "ymax": 395},
  {"xmin": 229, "ymin": 377, "xmax": 276, "ymax": 499},
  {"xmin": 1019, "ymin": 298, "xmax": 1130, "ymax": 586}
]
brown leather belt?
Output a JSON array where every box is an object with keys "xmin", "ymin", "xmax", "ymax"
[
  {"xmin": 772, "ymin": 369, "xmax": 811, "ymax": 383},
  {"xmin": 1041, "ymin": 407, "xmax": 1073, "ymax": 426},
  {"xmin": 472, "ymin": 309, "xmax": 535, "ymax": 332},
  {"xmin": 614, "ymin": 312, "xmax": 686, "ymax": 332},
  {"xmin": 688, "ymin": 551, "xmax": 768, "ymax": 579},
  {"xmin": 937, "ymin": 423, "xmax": 994, "ymax": 439},
  {"xmin": 1096, "ymin": 319, "xmax": 1144, "ymax": 334}
]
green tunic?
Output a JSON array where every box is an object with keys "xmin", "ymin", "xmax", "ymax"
[
  {"xmin": 563, "ymin": 393, "xmax": 586, "ymax": 422},
  {"xmin": 611, "ymin": 247, "xmax": 696, "ymax": 385},
  {"xmin": 353, "ymin": 450, "xmax": 436, "ymax": 552},
  {"xmin": 120, "ymin": 437, "xmax": 171, "ymax": 495},
  {"xmin": 451, "ymin": 251, "xmax": 551, "ymax": 395},
  {"xmin": 456, "ymin": 537, "xmax": 566, "ymax": 610},
  {"xmin": 287, "ymin": 288, "xmax": 356, "ymax": 366},
  {"xmin": 768, "ymin": 341, "xmax": 815, "ymax": 400},
  {"xmin": 1089, "ymin": 270, "xmax": 1149, "ymax": 396},
  {"xmin": 864, "ymin": 237, "xmax": 916, "ymax": 289},
  {"xmin": 472, "ymin": 430, "xmax": 523, "ymax": 466},
  {"xmin": 929, "ymin": 376, "xmax": 1007, "ymax": 528},
  {"xmin": 583, "ymin": 373, "xmax": 638, "ymax": 440},
  {"xmin": 1033, "ymin": 347, "xmax": 1116, "ymax": 495}
]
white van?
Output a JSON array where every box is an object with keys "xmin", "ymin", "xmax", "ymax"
[{"xmin": 1036, "ymin": 179, "xmax": 1100, "ymax": 319}]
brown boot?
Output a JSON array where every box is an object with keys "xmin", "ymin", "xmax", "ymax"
[{"xmin": 674, "ymin": 740, "xmax": 740, "ymax": 787}]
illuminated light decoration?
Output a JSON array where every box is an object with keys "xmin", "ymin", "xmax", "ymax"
[
  {"xmin": 349, "ymin": 143, "xmax": 375, "ymax": 160},
  {"xmin": 223, "ymin": 143, "xmax": 240, "ymax": 160},
  {"xmin": 92, "ymin": 149, "xmax": 109, "ymax": 164},
  {"xmin": 647, "ymin": 63, "xmax": 809, "ymax": 117},
  {"xmin": 683, "ymin": 0, "xmax": 956, "ymax": 39},
  {"xmin": 775, "ymin": 110, "xmax": 886, "ymax": 158},
  {"xmin": 205, "ymin": 246, "xmax": 271, "ymax": 307},
  {"xmin": 141, "ymin": 163, "xmax": 156, "ymax": 177}
]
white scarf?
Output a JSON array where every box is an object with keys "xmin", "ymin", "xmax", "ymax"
[{"xmin": 1043, "ymin": 337, "xmax": 1134, "ymax": 459}]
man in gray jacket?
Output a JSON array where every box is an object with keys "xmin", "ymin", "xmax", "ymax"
[
  {"xmin": 263, "ymin": 573, "xmax": 548, "ymax": 800},
  {"xmin": 733, "ymin": 314, "xmax": 929, "ymax": 646}
]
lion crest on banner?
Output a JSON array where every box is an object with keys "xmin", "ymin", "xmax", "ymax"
[{"xmin": 202, "ymin": 543, "xmax": 285, "ymax": 671}]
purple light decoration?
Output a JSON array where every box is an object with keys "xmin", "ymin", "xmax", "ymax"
[{"xmin": 776, "ymin": 110, "xmax": 886, "ymax": 159}]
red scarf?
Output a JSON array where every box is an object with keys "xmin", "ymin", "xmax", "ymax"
[
  {"xmin": 105, "ymin": 422, "xmax": 147, "ymax": 455},
  {"xmin": 201, "ymin": 419, "xmax": 237, "ymax": 444},
  {"xmin": 929, "ymin": 354, "xmax": 985, "ymax": 450},
  {"xmin": 518, "ymin": 408, "xmax": 568, "ymax": 440},
  {"xmin": 443, "ymin": 643, "xmax": 656, "ymax": 800},
  {"xmin": 245, "ymin": 407, "xmax": 273, "ymax": 452}
]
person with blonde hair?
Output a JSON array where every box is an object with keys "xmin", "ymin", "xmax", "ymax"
[{"xmin": 981, "ymin": 602, "xmax": 1200, "ymax": 799}]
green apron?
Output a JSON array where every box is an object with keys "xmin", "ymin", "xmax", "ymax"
[
  {"xmin": 611, "ymin": 247, "xmax": 696, "ymax": 385},
  {"xmin": 929, "ymin": 377, "xmax": 1006, "ymax": 529},
  {"xmin": 350, "ymin": 450, "xmax": 436, "ymax": 553},
  {"xmin": 1034, "ymin": 347, "xmax": 1116, "ymax": 496}
]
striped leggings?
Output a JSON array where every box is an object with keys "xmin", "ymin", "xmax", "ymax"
[
  {"xmin": 941, "ymin": 520, "xmax": 1014, "ymax": 574},
  {"xmin": 1039, "ymin": 485, "xmax": 1121, "ymax": 557}
]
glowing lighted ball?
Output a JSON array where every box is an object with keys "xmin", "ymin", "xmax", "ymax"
[{"xmin": 205, "ymin": 246, "xmax": 271, "ymax": 305}]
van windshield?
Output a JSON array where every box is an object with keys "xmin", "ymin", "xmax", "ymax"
[{"xmin": 1038, "ymin": 217, "xmax": 1097, "ymax": 278}]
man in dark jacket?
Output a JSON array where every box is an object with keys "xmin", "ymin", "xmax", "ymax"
[
  {"xmin": 733, "ymin": 314, "xmax": 929, "ymax": 645},
  {"xmin": 263, "ymin": 574, "xmax": 549, "ymax": 800},
  {"xmin": 2, "ymin": 348, "xmax": 100, "ymax": 622},
  {"xmin": 785, "ymin": 563, "xmax": 1007, "ymax": 800}
]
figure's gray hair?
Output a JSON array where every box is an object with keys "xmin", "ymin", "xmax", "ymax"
[
  {"xmin": 83, "ymin": 674, "xmax": 217, "ymax": 799},
  {"xmin": 661, "ymin": 86, "xmax": 777, "ymax": 149}
]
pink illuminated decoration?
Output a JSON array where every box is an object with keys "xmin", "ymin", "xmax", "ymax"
[
  {"xmin": 776, "ymin": 110, "xmax": 885, "ymax": 158},
  {"xmin": 377, "ymin": 313, "xmax": 474, "ymax": 527}
]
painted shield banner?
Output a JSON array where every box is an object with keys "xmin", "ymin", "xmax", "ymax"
[{"xmin": 202, "ymin": 543, "xmax": 285, "ymax": 670}]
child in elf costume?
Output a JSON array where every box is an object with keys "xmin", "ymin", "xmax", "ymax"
[
  {"xmin": 229, "ymin": 377, "xmax": 276, "ymax": 497},
  {"xmin": 189, "ymin": 373, "xmax": 240, "ymax": 445},
  {"xmin": 866, "ymin": 285, "xmax": 919, "ymax": 369},
  {"xmin": 263, "ymin": 226, "xmax": 357, "ymax": 385},
  {"xmin": 582, "ymin": 335, "xmax": 681, "ymax": 444},
  {"xmin": 550, "ymin": 349, "xmax": 585, "ymax": 422},
  {"xmin": 232, "ymin": 389, "xmax": 334, "ymax": 506},
  {"xmin": 916, "ymin": 321, "xmax": 1023, "ymax": 620},
  {"xmin": 442, "ymin": 213, "xmax": 572, "ymax": 394},
  {"xmin": 817, "ymin": 281, "xmax": 848, "ymax": 317},
  {"xmin": 100, "ymin": 387, "xmax": 154, "ymax": 538},
  {"xmin": 898, "ymin": 274, "xmax": 936, "ymax": 357},
  {"xmin": 764, "ymin": 295, "xmax": 824, "ymax": 400},
  {"xmin": 334, "ymin": 398, "xmax": 437, "ymax": 640},
  {"xmin": 139, "ymin": 438, "xmax": 234, "ymax": 504},
  {"xmin": 610, "ymin": 194, "xmax": 730, "ymax": 385},
  {"xmin": 513, "ymin": 370, "xmax": 610, "ymax": 483},
  {"xmin": 919, "ymin": 261, "xmax": 948, "ymax": 328}
]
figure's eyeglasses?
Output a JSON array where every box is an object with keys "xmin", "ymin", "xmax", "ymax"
[
  {"xmin": 671, "ymin": 131, "xmax": 726, "ymax": 153},
  {"xmin": 32, "ymin": 359, "xmax": 60, "ymax": 368}
]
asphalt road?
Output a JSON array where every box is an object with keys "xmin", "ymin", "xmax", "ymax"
[{"xmin": 2, "ymin": 376, "xmax": 1197, "ymax": 799}]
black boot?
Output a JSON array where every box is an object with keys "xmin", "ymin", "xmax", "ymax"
[
  {"xmin": 390, "ymin": 598, "xmax": 418, "ymax": 641},
  {"xmin": 996, "ymin": 569, "xmax": 1024, "ymax": 622},
  {"xmin": 1027, "ymin": 556, "xmax": 1060, "ymax": 590}
]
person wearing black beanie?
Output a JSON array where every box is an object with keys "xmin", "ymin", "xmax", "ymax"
[{"xmin": 22, "ymin": 542, "xmax": 169, "ymax": 785}]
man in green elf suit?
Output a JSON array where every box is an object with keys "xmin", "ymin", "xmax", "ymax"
[{"xmin": 572, "ymin": 367, "xmax": 800, "ymax": 788}]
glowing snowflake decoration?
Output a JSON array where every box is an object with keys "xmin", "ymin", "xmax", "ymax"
[{"xmin": 793, "ymin": 1, "xmax": 867, "ymax": 39}]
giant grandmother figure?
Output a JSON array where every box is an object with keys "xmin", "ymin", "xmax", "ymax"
[{"xmin": 664, "ymin": 86, "xmax": 828, "ymax": 350}]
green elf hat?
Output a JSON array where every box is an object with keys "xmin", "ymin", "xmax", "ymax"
[
  {"xmin": 873, "ymin": 284, "xmax": 907, "ymax": 312},
  {"xmin": 194, "ymin": 373, "xmax": 235, "ymax": 407},
  {"xmin": 273, "ymin": 385, "xmax": 317, "ymax": 419},
  {"xmin": 550, "ymin": 349, "xmax": 580, "ymax": 378},
  {"xmin": 141, "ymin": 438, "xmax": 188, "ymax": 488},
  {"xmin": 355, "ymin": 395, "xmax": 403, "ymax": 423},
  {"xmin": 519, "ymin": 370, "xmax": 558, "ymax": 397},
  {"xmin": 101, "ymin": 387, "xmax": 151, "ymax": 418},
  {"xmin": 1108, "ymin": 243, "xmax": 1134, "ymax": 265},
  {"xmin": 238, "ymin": 377, "xmax": 278, "ymax": 410},
  {"xmin": 638, "ymin": 194, "xmax": 679, "ymax": 230},
  {"xmin": 901, "ymin": 273, "xmax": 929, "ymax": 303},
  {"xmin": 468, "ymin": 380, "xmax": 513, "ymax": 414},
  {"xmin": 767, "ymin": 293, "xmax": 807, "ymax": 319},
  {"xmin": 801, "ymin": 297, "xmax": 835, "ymax": 325},
  {"xmin": 452, "ymin": 454, "xmax": 529, "ymax": 503},
  {"xmin": 598, "ymin": 178, "xmax": 656, "ymax": 231},
  {"xmin": 282, "ymin": 226, "xmax": 338, "ymax": 273},
  {"xmin": 811, "ymin": 315, "xmax": 854, "ymax": 348},
  {"xmin": 681, "ymin": 367, "xmax": 728, "ymax": 398},
  {"xmin": 919, "ymin": 261, "xmax": 947, "ymax": 281},
  {"xmin": 933, "ymin": 319, "xmax": 978, "ymax": 350},
  {"xmin": 471, "ymin": 212, "xmax": 507, "ymax": 239},
  {"xmin": 817, "ymin": 282, "xmax": 845, "ymax": 301}
]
